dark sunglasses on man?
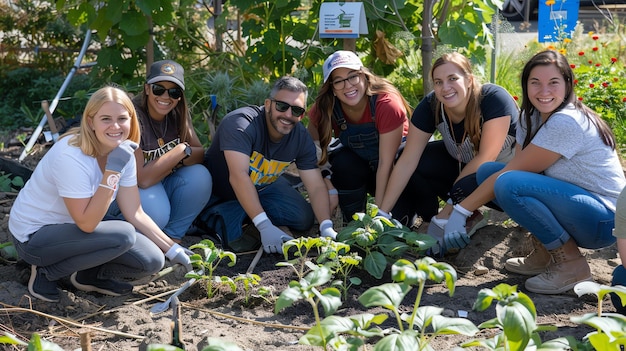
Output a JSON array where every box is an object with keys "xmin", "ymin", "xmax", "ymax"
[
  {"xmin": 150, "ymin": 83, "xmax": 183, "ymax": 99},
  {"xmin": 271, "ymin": 99, "xmax": 305, "ymax": 117}
]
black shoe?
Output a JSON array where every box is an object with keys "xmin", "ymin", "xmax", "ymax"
[
  {"xmin": 28, "ymin": 265, "xmax": 60, "ymax": 302},
  {"xmin": 70, "ymin": 271, "xmax": 133, "ymax": 296}
]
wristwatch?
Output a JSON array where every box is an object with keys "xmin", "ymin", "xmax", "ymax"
[
  {"xmin": 179, "ymin": 142, "xmax": 192, "ymax": 166},
  {"xmin": 183, "ymin": 142, "xmax": 192, "ymax": 159}
]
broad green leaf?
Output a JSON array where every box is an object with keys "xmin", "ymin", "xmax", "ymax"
[
  {"xmin": 372, "ymin": 330, "xmax": 420, "ymax": 351},
  {"xmin": 275, "ymin": 285, "xmax": 304, "ymax": 313},
  {"xmin": 431, "ymin": 315, "xmax": 480, "ymax": 336},
  {"xmin": 359, "ymin": 283, "xmax": 411, "ymax": 310},
  {"xmin": 363, "ymin": 251, "xmax": 387, "ymax": 279}
]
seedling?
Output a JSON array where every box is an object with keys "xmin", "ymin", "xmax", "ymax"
[{"xmin": 188, "ymin": 239, "xmax": 237, "ymax": 298}]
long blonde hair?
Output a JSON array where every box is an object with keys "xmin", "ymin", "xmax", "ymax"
[
  {"xmin": 65, "ymin": 86, "xmax": 140, "ymax": 156},
  {"xmin": 314, "ymin": 67, "xmax": 412, "ymax": 165},
  {"xmin": 431, "ymin": 52, "xmax": 483, "ymax": 152}
]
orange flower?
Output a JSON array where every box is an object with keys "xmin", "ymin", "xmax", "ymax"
[{"xmin": 545, "ymin": 0, "xmax": 556, "ymax": 5}]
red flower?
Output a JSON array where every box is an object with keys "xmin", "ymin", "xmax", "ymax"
[
  {"xmin": 596, "ymin": 63, "xmax": 601, "ymax": 67},
  {"xmin": 623, "ymin": 97, "xmax": 626, "ymax": 102},
  {"xmin": 574, "ymin": 79, "xmax": 579, "ymax": 84},
  {"xmin": 592, "ymin": 35, "xmax": 599, "ymax": 40},
  {"xmin": 602, "ymin": 82, "xmax": 608, "ymax": 87},
  {"xmin": 570, "ymin": 64, "xmax": 576, "ymax": 69},
  {"xmin": 588, "ymin": 60, "xmax": 593, "ymax": 64},
  {"xmin": 615, "ymin": 78, "xmax": 619, "ymax": 82},
  {"xmin": 593, "ymin": 47, "xmax": 599, "ymax": 51},
  {"xmin": 579, "ymin": 97, "xmax": 584, "ymax": 101},
  {"xmin": 611, "ymin": 57, "xmax": 617, "ymax": 63},
  {"xmin": 578, "ymin": 51, "xmax": 585, "ymax": 56},
  {"xmin": 589, "ymin": 83, "xmax": 595, "ymax": 88},
  {"xmin": 513, "ymin": 96, "xmax": 518, "ymax": 101}
]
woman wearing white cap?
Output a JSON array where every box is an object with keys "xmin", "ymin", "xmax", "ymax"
[
  {"xmin": 107, "ymin": 60, "xmax": 212, "ymax": 243},
  {"xmin": 307, "ymin": 50, "xmax": 412, "ymax": 224}
]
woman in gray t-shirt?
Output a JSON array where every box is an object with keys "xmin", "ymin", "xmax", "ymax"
[{"xmin": 446, "ymin": 50, "xmax": 626, "ymax": 295}]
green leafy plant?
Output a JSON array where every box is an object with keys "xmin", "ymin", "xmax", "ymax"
[
  {"xmin": 234, "ymin": 273, "xmax": 262, "ymax": 306},
  {"xmin": 0, "ymin": 332, "xmax": 64, "ymax": 351},
  {"xmin": 571, "ymin": 281, "xmax": 626, "ymax": 350},
  {"xmin": 0, "ymin": 172, "xmax": 24, "ymax": 192},
  {"xmin": 336, "ymin": 204, "xmax": 436, "ymax": 279},
  {"xmin": 275, "ymin": 264, "xmax": 343, "ymax": 347},
  {"xmin": 465, "ymin": 283, "xmax": 561, "ymax": 350},
  {"xmin": 188, "ymin": 239, "xmax": 237, "ymax": 298},
  {"xmin": 298, "ymin": 256, "xmax": 478, "ymax": 350}
]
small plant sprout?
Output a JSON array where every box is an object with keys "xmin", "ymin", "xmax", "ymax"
[
  {"xmin": 279, "ymin": 236, "xmax": 342, "ymax": 279},
  {"xmin": 234, "ymin": 273, "xmax": 262, "ymax": 305},
  {"xmin": 188, "ymin": 239, "xmax": 237, "ymax": 298},
  {"xmin": 328, "ymin": 251, "xmax": 362, "ymax": 301},
  {"xmin": 337, "ymin": 204, "xmax": 436, "ymax": 279},
  {"xmin": 275, "ymin": 264, "xmax": 342, "ymax": 347},
  {"xmin": 571, "ymin": 281, "xmax": 626, "ymax": 349},
  {"xmin": 465, "ymin": 283, "xmax": 558, "ymax": 351}
]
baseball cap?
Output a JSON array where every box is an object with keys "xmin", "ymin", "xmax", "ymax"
[
  {"xmin": 147, "ymin": 60, "xmax": 185, "ymax": 90},
  {"xmin": 323, "ymin": 51, "xmax": 364, "ymax": 83}
]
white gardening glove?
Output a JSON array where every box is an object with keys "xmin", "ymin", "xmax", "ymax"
[
  {"xmin": 165, "ymin": 243, "xmax": 193, "ymax": 273},
  {"xmin": 319, "ymin": 219, "xmax": 337, "ymax": 239},
  {"xmin": 443, "ymin": 204, "xmax": 472, "ymax": 251},
  {"xmin": 377, "ymin": 209, "xmax": 391, "ymax": 219},
  {"xmin": 426, "ymin": 216, "xmax": 447, "ymax": 256},
  {"xmin": 253, "ymin": 212, "xmax": 293, "ymax": 254}
]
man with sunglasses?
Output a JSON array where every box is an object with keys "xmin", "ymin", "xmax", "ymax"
[
  {"xmin": 201, "ymin": 76, "xmax": 338, "ymax": 254},
  {"xmin": 106, "ymin": 60, "xmax": 212, "ymax": 245}
]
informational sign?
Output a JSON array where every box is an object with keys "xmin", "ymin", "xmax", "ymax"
[
  {"xmin": 319, "ymin": 2, "xmax": 368, "ymax": 39},
  {"xmin": 538, "ymin": 0, "xmax": 580, "ymax": 42}
]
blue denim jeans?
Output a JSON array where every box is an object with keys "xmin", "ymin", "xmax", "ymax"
[
  {"xmin": 108, "ymin": 164, "xmax": 212, "ymax": 240},
  {"xmin": 12, "ymin": 221, "xmax": 164, "ymax": 281},
  {"xmin": 199, "ymin": 176, "xmax": 315, "ymax": 244},
  {"xmin": 612, "ymin": 265, "xmax": 626, "ymax": 314},
  {"xmin": 477, "ymin": 162, "xmax": 616, "ymax": 250}
]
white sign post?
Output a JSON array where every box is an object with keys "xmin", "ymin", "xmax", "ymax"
[{"xmin": 319, "ymin": 2, "xmax": 368, "ymax": 39}]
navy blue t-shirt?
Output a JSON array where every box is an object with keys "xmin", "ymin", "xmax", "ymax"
[{"xmin": 204, "ymin": 106, "xmax": 317, "ymax": 200}]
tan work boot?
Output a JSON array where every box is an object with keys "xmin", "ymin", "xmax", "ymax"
[
  {"xmin": 524, "ymin": 239, "xmax": 592, "ymax": 294},
  {"xmin": 505, "ymin": 236, "xmax": 551, "ymax": 275}
]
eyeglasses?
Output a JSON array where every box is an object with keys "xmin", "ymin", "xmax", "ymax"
[
  {"xmin": 331, "ymin": 72, "xmax": 361, "ymax": 90},
  {"xmin": 150, "ymin": 84, "xmax": 183, "ymax": 99},
  {"xmin": 271, "ymin": 99, "xmax": 305, "ymax": 117}
]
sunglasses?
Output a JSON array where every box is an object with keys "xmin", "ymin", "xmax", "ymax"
[
  {"xmin": 271, "ymin": 99, "xmax": 305, "ymax": 117},
  {"xmin": 150, "ymin": 84, "xmax": 183, "ymax": 99}
]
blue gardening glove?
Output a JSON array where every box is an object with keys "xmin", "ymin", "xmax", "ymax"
[
  {"xmin": 165, "ymin": 243, "xmax": 193, "ymax": 273},
  {"xmin": 253, "ymin": 212, "xmax": 293, "ymax": 254},
  {"xmin": 319, "ymin": 219, "xmax": 337, "ymax": 240},
  {"xmin": 443, "ymin": 204, "xmax": 472, "ymax": 250},
  {"xmin": 106, "ymin": 140, "xmax": 138, "ymax": 173}
]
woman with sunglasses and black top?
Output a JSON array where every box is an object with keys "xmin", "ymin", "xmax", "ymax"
[
  {"xmin": 307, "ymin": 51, "xmax": 412, "ymax": 224},
  {"xmin": 107, "ymin": 60, "xmax": 212, "ymax": 243}
]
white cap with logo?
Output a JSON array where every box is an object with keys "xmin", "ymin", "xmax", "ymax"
[{"xmin": 322, "ymin": 51, "xmax": 364, "ymax": 83}]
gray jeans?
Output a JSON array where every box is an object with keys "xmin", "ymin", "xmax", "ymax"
[{"xmin": 12, "ymin": 220, "xmax": 164, "ymax": 281}]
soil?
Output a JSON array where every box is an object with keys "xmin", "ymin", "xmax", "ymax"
[{"xmin": 0, "ymin": 139, "xmax": 622, "ymax": 351}]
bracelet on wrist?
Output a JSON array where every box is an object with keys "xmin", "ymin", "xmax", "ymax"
[{"xmin": 98, "ymin": 183, "xmax": 116, "ymax": 191}]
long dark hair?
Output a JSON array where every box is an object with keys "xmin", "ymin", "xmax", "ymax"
[
  {"xmin": 139, "ymin": 83, "xmax": 192, "ymax": 143},
  {"xmin": 520, "ymin": 50, "xmax": 615, "ymax": 149},
  {"xmin": 431, "ymin": 52, "xmax": 483, "ymax": 152},
  {"xmin": 314, "ymin": 67, "xmax": 412, "ymax": 165}
]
